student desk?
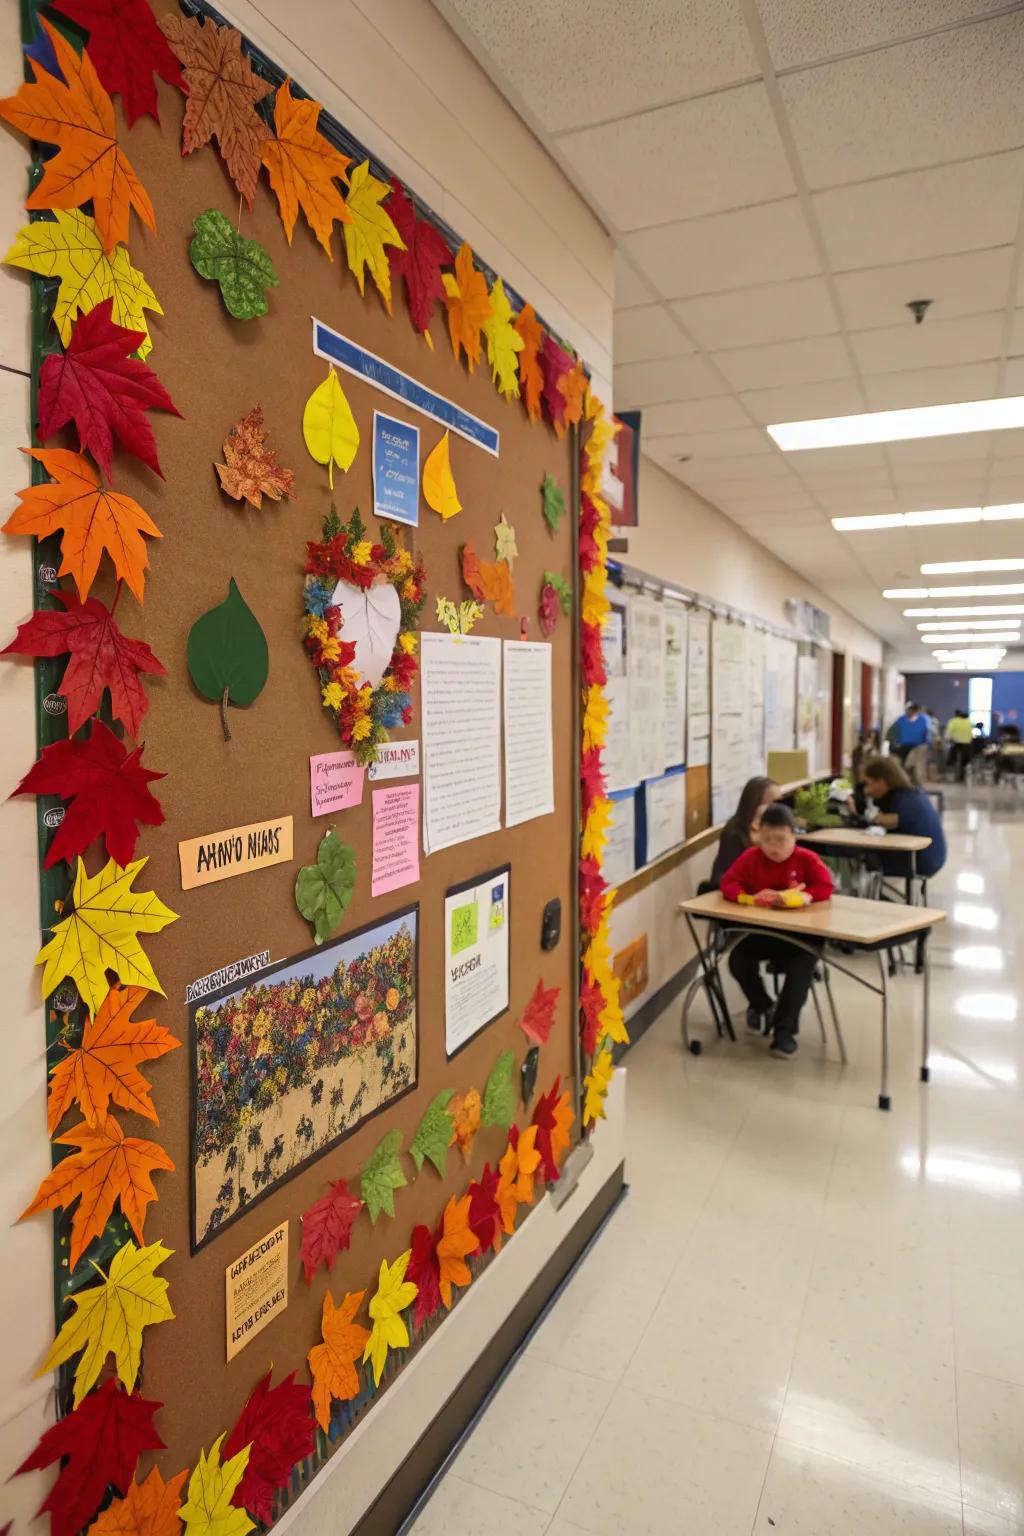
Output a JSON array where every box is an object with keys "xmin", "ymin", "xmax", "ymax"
[
  {"xmin": 798, "ymin": 827, "xmax": 932, "ymax": 898},
  {"xmin": 678, "ymin": 890, "xmax": 947, "ymax": 1110}
]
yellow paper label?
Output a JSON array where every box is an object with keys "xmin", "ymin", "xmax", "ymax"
[
  {"xmin": 225, "ymin": 1222, "xmax": 288, "ymax": 1361},
  {"xmin": 178, "ymin": 816, "xmax": 293, "ymax": 890}
]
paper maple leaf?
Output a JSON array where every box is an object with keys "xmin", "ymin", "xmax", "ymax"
[
  {"xmin": 5, "ymin": 210, "xmax": 163, "ymax": 358},
  {"xmin": 90, "ymin": 1465, "xmax": 189, "ymax": 1536},
  {"xmin": 0, "ymin": 19, "xmax": 155, "ymax": 254},
  {"xmin": 36, "ymin": 854, "xmax": 179, "ymax": 1017},
  {"xmin": 15, "ymin": 1377, "xmax": 164, "ymax": 1536},
  {"xmin": 52, "ymin": 0, "xmax": 185, "ymax": 125},
  {"xmin": 14, "ymin": 719, "xmax": 165, "ymax": 870},
  {"xmin": 46, "ymin": 982, "xmax": 179, "ymax": 1134},
  {"xmin": 23, "ymin": 1112, "xmax": 173, "ymax": 1269},
  {"xmin": 299, "ymin": 1177, "xmax": 362, "ymax": 1283},
  {"xmin": 409, "ymin": 1087, "xmax": 455, "ymax": 1178},
  {"xmin": 435, "ymin": 596, "xmax": 483, "ymax": 636},
  {"xmin": 496, "ymin": 1123, "xmax": 542, "ymax": 1235},
  {"xmin": 435, "ymin": 1193, "xmax": 478, "ymax": 1309},
  {"xmin": 363, "ymin": 1250, "xmax": 417, "ymax": 1387},
  {"xmin": 481, "ymin": 277, "xmax": 523, "ymax": 401},
  {"xmin": 406, "ymin": 1223, "xmax": 442, "ymax": 1330},
  {"xmin": 541, "ymin": 335, "xmax": 574, "ymax": 432},
  {"xmin": 358, "ymin": 1126, "xmax": 407, "ymax": 1223},
  {"xmin": 579, "ymin": 971, "xmax": 606, "ymax": 1058},
  {"xmin": 559, "ymin": 360, "xmax": 587, "ymax": 434},
  {"xmin": 343, "ymin": 160, "xmax": 405, "ymax": 311},
  {"xmin": 583, "ymin": 1047, "xmax": 615, "ymax": 1127},
  {"xmin": 1, "ymin": 591, "xmax": 166, "ymax": 738},
  {"xmin": 41, "ymin": 1238, "xmax": 174, "ymax": 1406},
  {"xmin": 532, "ymin": 1078, "xmax": 575, "ymax": 1184},
  {"xmin": 307, "ymin": 1288, "xmax": 368, "ymax": 1431},
  {"xmin": 388, "ymin": 178, "xmax": 451, "ymax": 345},
  {"xmin": 517, "ymin": 977, "xmax": 560, "ymax": 1047},
  {"xmin": 467, "ymin": 1164, "xmax": 502, "ymax": 1255},
  {"xmin": 178, "ymin": 1435, "xmax": 254, "ymax": 1536},
  {"xmin": 4, "ymin": 447, "xmax": 161, "ymax": 604},
  {"xmin": 216, "ymin": 406, "xmax": 296, "ymax": 510},
  {"xmin": 37, "ymin": 299, "xmax": 181, "ymax": 480},
  {"xmin": 442, "ymin": 242, "xmax": 491, "ymax": 371},
  {"xmin": 460, "ymin": 541, "xmax": 515, "ymax": 617},
  {"xmin": 160, "ymin": 13, "xmax": 273, "ymax": 208},
  {"xmin": 494, "ymin": 512, "xmax": 518, "ymax": 567},
  {"xmin": 514, "ymin": 303, "xmax": 544, "ymax": 423},
  {"xmin": 261, "ymin": 78, "xmax": 351, "ymax": 255},
  {"xmin": 539, "ymin": 582, "xmax": 560, "ymax": 638},
  {"xmin": 423, "ymin": 431, "xmax": 461, "ymax": 521},
  {"xmin": 223, "ymin": 1370, "xmax": 315, "ymax": 1524},
  {"xmin": 448, "ymin": 1087, "xmax": 481, "ymax": 1163}
]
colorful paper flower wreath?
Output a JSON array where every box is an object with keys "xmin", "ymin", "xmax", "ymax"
[{"xmin": 303, "ymin": 507, "xmax": 426, "ymax": 765}]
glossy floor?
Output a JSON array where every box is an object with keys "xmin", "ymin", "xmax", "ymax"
[{"xmin": 410, "ymin": 792, "xmax": 1024, "ymax": 1535}]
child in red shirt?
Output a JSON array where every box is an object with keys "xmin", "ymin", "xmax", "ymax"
[{"xmin": 719, "ymin": 802, "xmax": 833, "ymax": 1057}]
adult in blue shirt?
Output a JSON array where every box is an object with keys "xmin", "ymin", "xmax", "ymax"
[
  {"xmin": 891, "ymin": 702, "xmax": 929, "ymax": 754},
  {"xmin": 860, "ymin": 755, "xmax": 946, "ymax": 879}
]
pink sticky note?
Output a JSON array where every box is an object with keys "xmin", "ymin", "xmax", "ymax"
[
  {"xmin": 372, "ymin": 784, "xmax": 420, "ymax": 897},
  {"xmin": 310, "ymin": 750, "xmax": 365, "ymax": 816}
]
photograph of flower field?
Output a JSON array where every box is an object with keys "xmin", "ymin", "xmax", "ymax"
[{"xmin": 191, "ymin": 910, "xmax": 417, "ymax": 1246}]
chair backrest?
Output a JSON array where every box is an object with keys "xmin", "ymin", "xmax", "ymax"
[{"xmin": 697, "ymin": 879, "xmax": 716, "ymax": 897}]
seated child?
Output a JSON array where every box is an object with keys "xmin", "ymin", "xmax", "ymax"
[{"xmin": 719, "ymin": 803, "xmax": 834, "ymax": 1058}]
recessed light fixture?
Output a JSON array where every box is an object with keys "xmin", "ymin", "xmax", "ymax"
[
  {"xmin": 833, "ymin": 504, "xmax": 1024, "ymax": 533},
  {"xmin": 885, "ymin": 583, "xmax": 1024, "ymax": 598},
  {"xmin": 768, "ymin": 397, "xmax": 1024, "ymax": 451},
  {"xmin": 931, "ymin": 648, "xmax": 1006, "ymax": 662},
  {"xmin": 922, "ymin": 633, "xmax": 1020, "ymax": 645},
  {"xmin": 917, "ymin": 619, "xmax": 1021, "ymax": 631},
  {"xmin": 921, "ymin": 558, "xmax": 1024, "ymax": 575},
  {"xmin": 904, "ymin": 605, "xmax": 1024, "ymax": 617},
  {"xmin": 941, "ymin": 662, "xmax": 968, "ymax": 670}
]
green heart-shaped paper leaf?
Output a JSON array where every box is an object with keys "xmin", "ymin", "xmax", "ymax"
[
  {"xmin": 295, "ymin": 829, "xmax": 356, "ymax": 944},
  {"xmin": 359, "ymin": 1127, "xmax": 407, "ymax": 1222},
  {"xmin": 482, "ymin": 1049, "xmax": 516, "ymax": 1129},
  {"xmin": 187, "ymin": 579, "xmax": 268, "ymax": 737},
  {"xmin": 190, "ymin": 208, "xmax": 278, "ymax": 320},
  {"xmin": 541, "ymin": 473, "xmax": 565, "ymax": 534},
  {"xmin": 409, "ymin": 1088, "xmax": 455, "ymax": 1178}
]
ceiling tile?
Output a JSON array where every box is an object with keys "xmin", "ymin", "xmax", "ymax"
[
  {"xmin": 613, "ymin": 249, "xmax": 656, "ymax": 308},
  {"xmin": 1010, "ymin": 309, "xmax": 1024, "ymax": 355},
  {"xmin": 644, "ymin": 426, "xmax": 777, "ymax": 460},
  {"xmin": 991, "ymin": 428, "xmax": 1024, "ymax": 458},
  {"xmin": 780, "ymin": 16, "xmax": 1024, "ymax": 189},
  {"xmin": 814, "ymin": 153, "xmax": 1024, "ymax": 271},
  {"xmin": 680, "ymin": 454, "xmax": 795, "ymax": 481},
  {"xmin": 795, "ymin": 465, "xmax": 893, "ymax": 489},
  {"xmin": 887, "ymin": 433, "xmax": 995, "ymax": 463},
  {"xmin": 781, "ymin": 443, "xmax": 888, "ymax": 471},
  {"xmin": 671, "ymin": 276, "xmax": 838, "ymax": 351},
  {"xmin": 712, "ymin": 485, "xmax": 819, "ymax": 510},
  {"xmin": 1005, "ymin": 358, "xmax": 1024, "ymax": 397},
  {"xmin": 684, "ymin": 472, "xmax": 806, "ymax": 500},
  {"xmin": 713, "ymin": 334, "xmax": 852, "ymax": 391},
  {"xmin": 557, "ymin": 82, "xmax": 795, "ymax": 231},
  {"xmin": 834, "ymin": 248, "xmax": 1014, "ymax": 332},
  {"xmin": 640, "ymin": 396, "xmax": 752, "ymax": 435},
  {"xmin": 625, "ymin": 199, "xmax": 819, "ymax": 298},
  {"xmin": 757, "ymin": 0, "xmax": 1011, "ymax": 70},
  {"xmin": 862, "ymin": 360, "xmax": 999, "ymax": 409},
  {"xmin": 440, "ymin": 0, "xmax": 758, "ymax": 135},
  {"xmin": 892, "ymin": 456, "xmax": 988, "ymax": 486},
  {"xmin": 740, "ymin": 377, "xmax": 866, "ymax": 425},
  {"xmin": 614, "ymin": 353, "xmax": 725, "ymax": 407},
  {"xmin": 851, "ymin": 311, "xmax": 1005, "ymax": 375},
  {"xmin": 612, "ymin": 304, "xmax": 695, "ymax": 364},
  {"xmin": 813, "ymin": 486, "xmax": 900, "ymax": 511}
]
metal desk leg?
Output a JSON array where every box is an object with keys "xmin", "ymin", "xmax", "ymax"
[
  {"xmin": 920, "ymin": 930, "xmax": 931, "ymax": 1084},
  {"xmin": 877, "ymin": 950, "xmax": 891, "ymax": 1110},
  {"xmin": 823, "ymin": 966, "xmax": 848, "ymax": 1066}
]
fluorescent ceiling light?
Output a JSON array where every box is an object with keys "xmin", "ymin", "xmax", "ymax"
[
  {"xmin": 921, "ymin": 558, "xmax": 1024, "ymax": 575},
  {"xmin": 982, "ymin": 503, "xmax": 1024, "ymax": 521},
  {"xmin": 922, "ymin": 633, "xmax": 1019, "ymax": 645},
  {"xmin": 917, "ymin": 619, "xmax": 1021, "ymax": 630},
  {"xmin": 833, "ymin": 503, "xmax": 1024, "ymax": 533},
  {"xmin": 905, "ymin": 605, "xmax": 1024, "ymax": 616},
  {"xmin": 885, "ymin": 583, "xmax": 1024, "ymax": 598},
  {"xmin": 941, "ymin": 662, "xmax": 968, "ymax": 669},
  {"xmin": 768, "ymin": 396, "xmax": 1024, "ymax": 451},
  {"xmin": 931, "ymin": 651, "xmax": 1005, "ymax": 664}
]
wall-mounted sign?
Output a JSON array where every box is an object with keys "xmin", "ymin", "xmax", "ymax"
[
  {"xmin": 225, "ymin": 1221, "xmax": 288, "ymax": 1361},
  {"xmin": 178, "ymin": 816, "xmax": 293, "ymax": 890}
]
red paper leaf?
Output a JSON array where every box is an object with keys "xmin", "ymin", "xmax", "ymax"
[
  {"xmin": 540, "ymin": 335, "xmax": 573, "ymax": 432},
  {"xmin": 13, "ymin": 718, "xmax": 164, "ymax": 868},
  {"xmin": 580, "ymin": 971, "xmax": 605, "ymax": 1057},
  {"xmin": 388, "ymin": 178, "xmax": 451, "ymax": 342},
  {"xmin": 579, "ymin": 854, "xmax": 608, "ymax": 934},
  {"xmin": 517, "ymin": 977, "xmax": 560, "ymax": 1047},
  {"xmin": 52, "ymin": 0, "xmax": 185, "ymax": 126},
  {"xmin": 538, "ymin": 582, "xmax": 559, "ymax": 638},
  {"xmin": 38, "ymin": 297, "xmax": 181, "ymax": 479},
  {"xmin": 224, "ymin": 1369, "xmax": 315, "ymax": 1524},
  {"xmin": 299, "ymin": 1177, "xmax": 362, "ymax": 1284},
  {"xmin": 14, "ymin": 1378, "xmax": 164, "ymax": 1536},
  {"xmin": 1, "ymin": 591, "xmax": 166, "ymax": 738},
  {"xmin": 580, "ymin": 619, "xmax": 606, "ymax": 687},
  {"xmin": 532, "ymin": 1076, "xmax": 574, "ymax": 1184},
  {"xmin": 579, "ymin": 492, "xmax": 602, "ymax": 575},
  {"xmin": 580, "ymin": 746, "xmax": 606, "ymax": 819},
  {"xmin": 407, "ymin": 1221, "xmax": 442, "ymax": 1331},
  {"xmin": 467, "ymin": 1163, "xmax": 501, "ymax": 1255}
]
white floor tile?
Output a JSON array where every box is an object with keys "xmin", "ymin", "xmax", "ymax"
[
  {"xmin": 799, "ymin": 1234, "xmax": 955, "ymax": 1364},
  {"xmin": 963, "ymin": 1507, "xmax": 1023, "ymax": 1535},
  {"xmin": 409, "ymin": 1475, "xmax": 550, "ymax": 1535},
  {"xmin": 754, "ymin": 1440, "xmax": 964, "ymax": 1534},
  {"xmin": 954, "ymin": 1266, "xmax": 1024, "ymax": 1384},
  {"xmin": 957, "ymin": 1368, "xmax": 1024, "ymax": 1523}
]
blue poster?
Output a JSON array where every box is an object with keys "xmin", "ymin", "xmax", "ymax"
[{"xmin": 372, "ymin": 410, "xmax": 420, "ymax": 527}]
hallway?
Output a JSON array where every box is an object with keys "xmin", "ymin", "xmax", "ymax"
[{"xmin": 412, "ymin": 792, "xmax": 1024, "ymax": 1534}]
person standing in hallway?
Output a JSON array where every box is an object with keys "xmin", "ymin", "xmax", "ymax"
[
  {"xmin": 889, "ymin": 701, "xmax": 930, "ymax": 784},
  {"xmin": 945, "ymin": 709, "xmax": 974, "ymax": 782}
]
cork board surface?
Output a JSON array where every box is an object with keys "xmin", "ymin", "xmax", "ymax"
[{"xmin": 48, "ymin": 0, "xmax": 579, "ymax": 1475}]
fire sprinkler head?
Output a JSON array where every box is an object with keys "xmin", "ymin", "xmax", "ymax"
[{"xmin": 907, "ymin": 299, "xmax": 933, "ymax": 325}]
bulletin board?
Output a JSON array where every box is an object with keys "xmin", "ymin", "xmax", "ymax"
[{"xmin": 5, "ymin": 0, "xmax": 595, "ymax": 1515}]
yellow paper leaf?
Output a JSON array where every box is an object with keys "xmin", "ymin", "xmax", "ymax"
[
  {"xmin": 435, "ymin": 595, "xmax": 483, "ymax": 635},
  {"xmin": 343, "ymin": 160, "xmax": 404, "ymax": 311},
  {"xmin": 422, "ymin": 431, "xmax": 462, "ymax": 521},
  {"xmin": 302, "ymin": 365, "xmax": 359, "ymax": 490},
  {"xmin": 581, "ymin": 796, "xmax": 612, "ymax": 862},
  {"xmin": 36, "ymin": 856, "xmax": 178, "ymax": 1016},
  {"xmin": 178, "ymin": 1436, "xmax": 254, "ymax": 1536},
  {"xmin": 493, "ymin": 512, "xmax": 518, "ymax": 567},
  {"xmin": 481, "ymin": 277, "xmax": 522, "ymax": 401},
  {"xmin": 363, "ymin": 1249, "xmax": 418, "ymax": 1387},
  {"xmin": 40, "ymin": 1238, "xmax": 173, "ymax": 1406},
  {"xmin": 5, "ymin": 210, "xmax": 162, "ymax": 358},
  {"xmin": 583, "ymin": 1047, "xmax": 614, "ymax": 1127}
]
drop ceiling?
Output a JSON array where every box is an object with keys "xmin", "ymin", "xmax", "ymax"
[{"xmin": 432, "ymin": 0, "xmax": 1024, "ymax": 651}]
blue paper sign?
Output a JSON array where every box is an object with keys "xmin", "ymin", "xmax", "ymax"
[{"xmin": 372, "ymin": 411, "xmax": 420, "ymax": 527}]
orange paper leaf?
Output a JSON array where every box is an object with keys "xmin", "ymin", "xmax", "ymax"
[
  {"xmin": 47, "ymin": 984, "xmax": 180, "ymax": 1136},
  {"xmin": 21, "ymin": 1112, "xmax": 174, "ymax": 1270},
  {"xmin": 307, "ymin": 1288, "xmax": 368, "ymax": 1431},
  {"xmin": 481, "ymin": 558, "xmax": 515, "ymax": 617},
  {"xmin": 215, "ymin": 406, "xmax": 296, "ymax": 510},
  {"xmin": 448, "ymin": 1087, "xmax": 481, "ymax": 1163},
  {"xmin": 261, "ymin": 78, "xmax": 351, "ymax": 255},
  {"xmin": 558, "ymin": 361, "xmax": 587, "ymax": 435},
  {"xmin": 89, "ymin": 1465, "xmax": 188, "ymax": 1536},
  {"xmin": 514, "ymin": 303, "xmax": 544, "ymax": 424},
  {"xmin": 435, "ymin": 1193, "xmax": 478, "ymax": 1309},
  {"xmin": 441, "ymin": 242, "xmax": 491, "ymax": 371},
  {"xmin": 496, "ymin": 1122, "xmax": 542, "ymax": 1234},
  {"xmin": 0, "ymin": 18, "xmax": 155, "ymax": 254}
]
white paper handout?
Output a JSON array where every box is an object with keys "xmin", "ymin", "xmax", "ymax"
[
  {"xmin": 445, "ymin": 867, "xmax": 511, "ymax": 1056},
  {"xmin": 331, "ymin": 577, "xmax": 401, "ymax": 688},
  {"xmin": 629, "ymin": 596, "xmax": 666, "ymax": 783},
  {"xmin": 662, "ymin": 602, "xmax": 688, "ymax": 767},
  {"xmin": 645, "ymin": 770, "xmax": 687, "ymax": 862},
  {"xmin": 503, "ymin": 640, "xmax": 554, "ymax": 827},
  {"xmin": 421, "ymin": 632, "xmax": 501, "ymax": 853}
]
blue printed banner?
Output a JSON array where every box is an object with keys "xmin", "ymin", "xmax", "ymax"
[
  {"xmin": 372, "ymin": 411, "xmax": 420, "ymax": 527},
  {"xmin": 312, "ymin": 317, "xmax": 500, "ymax": 457}
]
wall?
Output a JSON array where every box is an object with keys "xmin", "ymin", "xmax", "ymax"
[{"xmin": 905, "ymin": 671, "xmax": 1024, "ymax": 725}]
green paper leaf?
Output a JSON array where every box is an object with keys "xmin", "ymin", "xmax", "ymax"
[
  {"xmin": 189, "ymin": 209, "xmax": 279, "ymax": 320},
  {"xmin": 409, "ymin": 1088, "xmax": 455, "ymax": 1177},
  {"xmin": 520, "ymin": 1045, "xmax": 540, "ymax": 1110},
  {"xmin": 295, "ymin": 829, "xmax": 356, "ymax": 945},
  {"xmin": 359, "ymin": 1127, "xmax": 407, "ymax": 1222},
  {"xmin": 482, "ymin": 1049, "xmax": 516, "ymax": 1129},
  {"xmin": 541, "ymin": 473, "xmax": 565, "ymax": 534},
  {"xmin": 543, "ymin": 570, "xmax": 573, "ymax": 615},
  {"xmin": 187, "ymin": 579, "xmax": 268, "ymax": 737}
]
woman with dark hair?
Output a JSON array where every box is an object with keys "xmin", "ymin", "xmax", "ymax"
[
  {"xmin": 710, "ymin": 775, "xmax": 780, "ymax": 888},
  {"xmin": 860, "ymin": 756, "xmax": 947, "ymax": 878}
]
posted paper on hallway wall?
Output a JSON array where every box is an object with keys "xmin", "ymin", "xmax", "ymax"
[
  {"xmin": 445, "ymin": 867, "xmax": 511, "ymax": 1056},
  {"xmin": 372, "ymin": 785, "xmax": 420, "ymax": 897},
  {"xmin": 503, "ymin": 640, "xmax": 554, "ymax": 827},
  {"xmin": 421, "ymin": 632, "xmax": 501, "ymax": 853}
]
